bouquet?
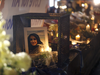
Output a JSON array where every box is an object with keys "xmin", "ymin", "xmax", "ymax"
[{"xmin": 0, "ymin": 12, "xmax": 31, "ymax": 75}]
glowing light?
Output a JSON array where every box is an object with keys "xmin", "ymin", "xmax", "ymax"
[
  {"xmin": 71, "ymin": 11, "xmax": 74, "ymax": 14},
  {"xmin": 82, "ymin": 3, "xmax": 85, "ymax": 7},
  {"xmin": 84, "ymin": 3, "xmax": 88, "ymax": 9},
  {"xmin": 49, "ymin": 0, "xmax": 54, "ymax": 7},
  {"xmin": 94, "ymin": 24, "xmax": 98, "ymax": 29},
  {"xmin": 56, "ymin": 33, "xmax": 58, "ymax": 37},
  {"xmin": 72, "ymin": 42, "xmax": 77, "ymax": 45},
  {"xmin": 51, "ymin": 32, "xmax": 53, "ymax": 36},
  {"xmin": 95, "ymin": 28, "xmax": 98, "ymax": 31},
  {"xmin": 60, "ymin": 5, "xmax": 67, "ymax": 9},
  {"xmin": 75, "ymin": 34, "xmax": 80, "ymax": 41},
  {"xmin": 91, "ymin": 15, "xmax": 95, "ymax": 20},
  {"xmin": 45, "ymin": 46, "xmax": 52, "ymax": 52},
  {"xmin": 86, "ymin": 24, "xmax": 90, "ymax": 31},
  {"xmin": 55, "ymin": 0, "xmax": 60, "ymax": 8},
  {"xmin": 94, "ymin": 0, "xmax": 100, "ymax": 5},
  {"xmin": 87, "ymin": 38, "xmax": 90, "ymax": 44},
  {"xmin": 41, "ymin": 48, "xmax": 44, "ymax": 52}
]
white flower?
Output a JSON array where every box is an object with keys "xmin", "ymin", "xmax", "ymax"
[
  {"xmin": 0, "ymin": 19, "xmax": 6, "ymax": 27},
  {"xmin": 15, "ymin": 52, "xmax": 31, "ymax": 71},
  {"xmin": 0, "ymin": 34, "xmax": 6, "ymax": 41},
  {"xmin": 1, "ymin": 47, "xmax": 10, "ymax": 58},
  {"xmin": 0, "ymin": 41, "xmax": 2, "ymax": 49},
  {"xmin": 5, "ymin": 52, "xmax": 16, "ymax": 65},
  {"xmin": 0, "ymin": 58, "xmax": 5, "ymax": 68},
  {"xmin": 0, "ymin": 13, "xmax": 32, "ymax": 75},
  {"xmin": 3, "ymin": 67, "xmax": 18, "ymax": 75},
  {"xmin": 3, "ymin": 40, "xmax": 10, "ymax": 47}
]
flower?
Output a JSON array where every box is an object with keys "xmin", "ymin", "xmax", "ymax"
[
  {"xmin": 3, "ymin": 67, "xmax": 18, "ymax": 75},
  {"xmin": 14, "ymin": 52, "xmax": 31, "ymax": 71},
  {"xmin": 0, "ymin": 13, "xmax": 32, "ymax": 75}
]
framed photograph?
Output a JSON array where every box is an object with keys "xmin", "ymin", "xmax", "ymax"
[{"xmin": 24, "ymin": 27, "xmax": 48, "ymax": 55}]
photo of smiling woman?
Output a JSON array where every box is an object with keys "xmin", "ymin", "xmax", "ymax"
[{"xmin": 28, "ymin": 33, "xmax": 43, "ymax": 54}]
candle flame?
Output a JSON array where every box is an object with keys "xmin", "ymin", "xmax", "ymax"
[
  {"xmin": 41, "ymin": 48, "xmax": 44, "ymax": 52},
  {"xmin": 76, "ymin": 34, "xmax": 80, "ymax": 37},
  {"xmin": 45, "ymin": 46, "xmax": 52, "ymax": 52},
  {"xmin": 95, "ymin": 28, "xmax": 98, "ymax": 31},
  {"xmin": 72, "ymin": 42, "xmax": 77, "ymax": 45}
]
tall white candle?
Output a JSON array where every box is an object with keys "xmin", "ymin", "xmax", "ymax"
[{"xmin": 86, "ymin": 24, "xmax": 90, "ymax": 31}]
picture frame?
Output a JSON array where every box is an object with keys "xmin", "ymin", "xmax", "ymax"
[{"xmin": 24, "ymin": 27, "xmax": 48, "ymax": 55}]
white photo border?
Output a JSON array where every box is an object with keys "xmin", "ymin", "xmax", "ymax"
[{"xmin": 24, "ymin": 27, "xmax": 48, "ymax": 54}]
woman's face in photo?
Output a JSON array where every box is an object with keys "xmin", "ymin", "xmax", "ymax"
[{"xmin": 30, "ymin": 35, "xmax": 37, "ymax": 46}]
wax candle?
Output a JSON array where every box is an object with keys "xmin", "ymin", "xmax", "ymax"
[
  {"xmin": 94, "ymin": 24, "xmax": 98, "ymax": 29},
  {"xmin": 86, "ymin": 24, "xmax": 90, "ymax": 31},
  {"xmin": 75, "ymin": 34, "xmax": 80, "ymax": 41},
  {"xmin": 51, "ymin": 32, "xmax": 53, "ymax": 36},
  {"xmin": 91, "ymin": 15, "xmax": 95, "ymax": 20},
  {"xmin": 56, "ymin": 33, "xmax": 58, "ymax": 37},
  {"xmin": 95, "ymin": 28, "xmax": 98, "ymax": 32},
  {"xmin": 72, "ymin": 41, "xmax": 77, "ymax": 45},
  {"xmin": 87, "ymin": 38, "xmax": 90, "ymax": 44}
]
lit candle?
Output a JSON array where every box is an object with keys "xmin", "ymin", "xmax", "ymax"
[
  {"xmin": 95, "ymin": 28, "xmax": 98, "ymax": 32},
  {"xmin": 41, "ymin": 48, "xmax": 44, "ymax": 52},
  {"xmin": 86, "ymin": 24, "xmax": 90, "ymax": 31},
  {"xmin": 75, "ymin": 34, "xmax": 80, "ymax": 41},
  {"xmin": 94, "ymin": 24, "xmax": 98, "ymax": 29},
  {"xmin": 51, "ymin": 32, "xmax": 53, "ymax": 36},
  {"xmin": 56, "ymin": 33, "xmax": 58, "ymax": 37},
  {"xmin": 87, "ymin": 38, "xmax": 90, "ymax": 44},
  {"xmin": 45, "ymin": 46, "xmax": 52, "ymax": 52},
  {"xmin": 91, "ymin": 15, "xmax": 95, "ymax": 20},
  {"xmin": 72, "ymin": 41, "xmax": 77, "ymax": 45}
]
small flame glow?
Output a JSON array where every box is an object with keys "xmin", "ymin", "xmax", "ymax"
[
  {"xmin": 82, "ymin": 4, "xmax": 85, "ymax": 7},
  {"xmin": 45, "ymin": 46, "xmax": 52, "ymax": 52},
  {"xmin": 41, "ymin": 48, "xmax": 44, "ymax": 52},
  {"xmin": 72, "ymin": 42, "xmax": 77, "ymax": 45},
  {"xmin": 91, "ymin": 15, "xmax": 95, "ymax": 20},
  {"xmin": 60, "ymin": 5, "xmax": 67, "ymax": 9},
  {"xmin": 56, "ymin": 33, "xmax": 58, "ymax": 37},
  {"xmin": 95, "ymin": 28, "xmax": 98, "ymax": 31}
]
